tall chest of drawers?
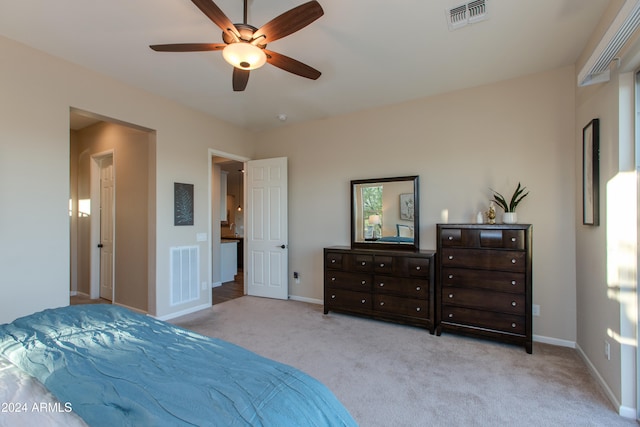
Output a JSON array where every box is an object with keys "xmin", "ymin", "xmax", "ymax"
[
  {"xmin": 436, "ymin": 224, "xmax": 533, "ymax": 353},
  {"xmin": 324, "ymin": 246, "xmax": 436, "ymax": 333}
]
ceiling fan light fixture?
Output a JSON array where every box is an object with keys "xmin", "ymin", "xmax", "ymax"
[{"xmin": 222, "ymin": 42, "xmax": 267, "ymax": 70}]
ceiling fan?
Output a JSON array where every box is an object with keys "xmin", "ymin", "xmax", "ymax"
[{"xmin": 150, "ymin": 0, "xmax": 324, "ymax": 91}]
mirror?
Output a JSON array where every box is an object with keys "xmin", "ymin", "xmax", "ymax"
[{"xmin": 351, "ymin": 176, "xmax": 419, "ymax": 251}]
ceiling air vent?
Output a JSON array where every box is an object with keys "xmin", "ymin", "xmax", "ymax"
[{"xmin": 447, "ymin": 0, "xmax": 488, "ymax": 31}]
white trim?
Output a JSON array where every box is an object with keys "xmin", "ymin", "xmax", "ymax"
[
  {"xmin": 576, "ymin": 343, "xmax": 637, "ymax": 418},
  {"xmin": 289, "ymin": 295, "xmax": 322, "ymax": 305},
  {"xmin": 533, "ymin": 334, "xmax": 576, "ymax": 348},
  {"xmin": 154, "ymin": 302, "xmax": 210, "ymax": 321}
]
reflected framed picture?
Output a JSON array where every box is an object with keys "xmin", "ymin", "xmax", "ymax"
[
  {"xmin": 174, "ymin": 182, "xmax": 194, "ymax": 226},
  {"xmin": 582, "ymin": 119, "xmax": 599, "ymax": 226},
  {"xmin": 399, "ymin": 193, "xmax": 414, "ymax": 220}
]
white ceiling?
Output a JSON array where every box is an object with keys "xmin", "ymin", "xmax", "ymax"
[{"xmin": 1, "ymin": 0, "xmax": 612, "ymax": 132}]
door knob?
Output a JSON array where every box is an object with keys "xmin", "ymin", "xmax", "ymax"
[{"xmin": 97, "ymin": 243, "xmax": 104, "ymax": 248}]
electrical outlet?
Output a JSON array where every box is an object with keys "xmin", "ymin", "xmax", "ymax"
[
  {"xmin": 532, "ymin": 304, "xmax": 540, "ymax": 316},
  {"xmin": 605, "ymin": 340, "xmax": 611, "ymax": 361},
  {"xmin": 201, "ymin": 281, "xmax": 207, "ymax": 290},
  {"xmin": 293, "ymin": 271, "xmax": 300, "ymax": 284}
]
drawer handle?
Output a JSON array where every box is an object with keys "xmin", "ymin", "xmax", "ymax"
[
  {"xmin": 331, "ymin": 259, "xmax": 336, "ymax": 263},
  {"xmin": 511, "ymin": 280, "xmax": 516, "ymax": 285},
  {"xmin": 331, "ymin": 294, "xmax": 336, "ymax": 299},
  {"xmin": 416, "ymin": 286, "xmax": 421, "ymax": 291},
  {"xmin": 511, "ymin": 259, "xmax": 517, "ymax": 264},
  {"xmin": 448, "ymin": 294, "xmax": 454, "ymax": 298},
  {"xmin": 448, "ymin": 236, "xmax": 453, "ymax": 240},
  {"xmin": 448, "ymin": 255, "xmax": 454, "ymax": 260},
  {"xmin": 511, "ymin": 237, "xmax": 516, "ymax": 242},
  {"xmin": 448, "ymin": 274, "xmax": 453, "ymax": 279},
  {"xmin": 415, "ymin": 266, "xmax": 421, "ymax": 271},
  {"xmin": 361, "ymin": 299, "xmax": 366, "ymax": 304},
  {"xmin": 361, "ymin": 280, "xmax": 366, "ymax": 285},
  {"xmin": 379, "ymin": 283, "xmax": 384, "ymax": 287},
  {"xmin": 416, "ymin": 307, "xmax": 421, "ymax": 312},
  {"xmin": 361, "ymin": 261, "xmax": 366, "ymax": 266},
  {"xmin": 380, "ymin": 263, "xmax": 385, "ymax": 267},
  {"xmin": 331, "ymin": 277, "xmax": 336, "ymax": 282},
  {"xmin": 511, "ymin": 323, "xmax": 517, "ymax": 328},
  {"xmin": 511, "ymin": 301, "xmax": 517, "ymax": 307},
  {"xmin": 379, "ymin": 301, "xmax": 385, "ymax": 306},
  {"xmin": 448, "ymin": 313, "xmax": 453, "ymax": 318}
]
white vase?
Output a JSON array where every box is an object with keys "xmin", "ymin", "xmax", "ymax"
[{"xmin": 502, "ymin": 212, "xmax": 517, "ymax": 224}]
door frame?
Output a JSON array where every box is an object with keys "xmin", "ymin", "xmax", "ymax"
[
  {"xmin": 90, "ymin": 150, "xmax": 115, "ymax": 300},
  {"xmin": 209, "ymin": 149, "xmax": 250, "ymax": 300}
]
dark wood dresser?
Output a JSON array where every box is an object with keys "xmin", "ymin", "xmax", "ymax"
[
  {"xmin": 323, "ymin": 246, "xmax": 436, "ymax": 333},
  {"xmin": 436, "ymin": 224, "xmax": 533, "ymax": 353}
]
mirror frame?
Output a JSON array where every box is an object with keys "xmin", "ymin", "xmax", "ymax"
[{"xmin": 350, "ymin": 175, "xmax": 419, "ymax": 251}]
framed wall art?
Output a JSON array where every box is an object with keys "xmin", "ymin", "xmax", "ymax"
[
  {"xmin": 174, "ymin": 182, "xmax": 194, "ymax": 226},
  {"xmin": 399, "ymin": 193, "xmax": 414, "ymax": 220},
  {"xmin": 582, "ymin": 118, "xmax": 599, "ymax": 226}
]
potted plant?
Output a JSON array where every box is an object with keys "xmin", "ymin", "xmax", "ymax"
[{"xmin": 491, "ymin": 182, "xmax": 529, "ymax": 224}]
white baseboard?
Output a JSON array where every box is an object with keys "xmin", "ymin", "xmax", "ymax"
[
  {"xmin": 154, "ymin": 303, "xmax": 211, "ymax": 321},
  {"xmin": 575, "ymin": 343, "xmax": 636, "ymax": 419},
  {"xmin": 212, "ymin": 281, "xmax": 222, "ymax": 288},
  {"xmin": 288, "ymin": 295, "xmax": 322, "ymax": 305},
  {"xmin": 533, "ymin": 334, "xmax": 576, "ymax": 348}
]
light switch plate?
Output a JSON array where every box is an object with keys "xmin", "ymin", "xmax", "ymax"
[{"xmin": 196, "ymin": 232, "xmax": 207, "ymax": 242}]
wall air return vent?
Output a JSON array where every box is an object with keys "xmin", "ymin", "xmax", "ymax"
[
  {"xmin": 578, "ymin": 0, "xmax": 640, "ymax": 86},
  {"xmin": 447, "ymin": 0, "xmax": 488, "ymax": 31}
]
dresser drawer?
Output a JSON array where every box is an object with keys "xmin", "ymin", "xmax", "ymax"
[
  {"xmin": 441, "ymin": 305, "xmax": 525, "ymax": 335},
  {"xmin": 407, "ymin": 257, "xmax": 431, "ymax": 278},
  {"xmin": 373, "ymin": 256, "xmax": 394, "ymax": 274},
  {"xmin": 441, "ymin": 267, "xmax": 525, "ymax": 294},
  {"xmin": 352, "ymin": 254, "xmax": 374, "ymax": 272},
  {"xmin": 374, "ymin": 294, "xmax": 428, "ymax": 319},
  {"xmin": 325, "ymin": 271, "xmax": 371, "ymax": 292},
  {"xmin": 374, "ymin": 276, "xmax": 429, "ymax": 299},
  {"xmin": 325, "ymin": 252, "xmax": 344, "ymax": 269},
  {"xmin": 326, "ymin": 289, "xmax": 371, "ymax": 311},
  {"xmin": 440, "ymin": 228, "xmax": 463, "ymax": 247},
  {"xmin": 441, "ymin": 248, "xmax": 526, "ymax": 272},
  {"xmin": 442, "ymin": 287, "xmax": 525, "ymax": 315}
]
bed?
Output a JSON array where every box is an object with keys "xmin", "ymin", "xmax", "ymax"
[{"xmin": 0, "ymin": 304, "xmax": 357, "ymax": 426}]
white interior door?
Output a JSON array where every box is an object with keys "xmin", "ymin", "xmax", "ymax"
[
  {"xmin": 99, "ymin": 156, "xmax": 114, "ymax": 301},
  {"xmin": 246, "ymin": 157, "xmax": 288, "ymax": 299}
]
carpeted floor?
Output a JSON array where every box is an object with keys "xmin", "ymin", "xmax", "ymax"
[{"xmin": 172, "ymin": 296, "xmax": 637, "ymax": 427}]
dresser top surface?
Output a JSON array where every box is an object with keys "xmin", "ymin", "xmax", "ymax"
[
  {"xmin": 325, "ymin": 246, "xmax": 436, "ymax": 256},
  {"xmin": 437, "ymin": 223, "xmax": 531, "ymax": 230}
]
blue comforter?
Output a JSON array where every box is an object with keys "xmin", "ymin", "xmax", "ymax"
[{"xmin": 0, "ymin": 305, "xmax": 356, "ymax": 426}]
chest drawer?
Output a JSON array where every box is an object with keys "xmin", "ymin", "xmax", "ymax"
[
  {"xmin": 440, "ymin": 228, "xmax": 525, "ymax": 250},
  {"xmin": 443, "ymin": 287, "xmax": 525, "ymax": 315},
  {"xmin": 441, "ymin": 248, "xmax": 526, "ymax": 272},
  {"xmin": 373, "ymin": 294, "xmax": 428, "ymax": 319},
  {"xmin": 442, "ymin": 306, "xmax": 525, "ymax": 335},
  {"xmin": 374, "ymin": 276, "xmax": 429, "ymax": 299},
  {"xmin": 441, "ymin": 267, "xmax": 525, "ymax": 294},
  {"xmin": 325, "ymin": 271, "xmax": 371, "ymax": 292},
  {"xmin": 326, "ymin": 288, "xmax": 371, "ymax": 311}
]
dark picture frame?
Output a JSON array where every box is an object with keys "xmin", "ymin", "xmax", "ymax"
[
  {"xmin": 174, "ymin": 182, "xmax": 194, "ymax": 226},
  {"xmin": 582, "ymin": 119, "xmax": 599, "ymax": 226}
]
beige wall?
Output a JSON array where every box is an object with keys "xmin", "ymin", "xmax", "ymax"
[
  {"xmin": 72, "ymin": 122, "xmax": 152, "ymax": 311},
  {"xmin": 573, "ymin": 0, "xmax": 637, "ymax": 414},
  {"xmin": 0, "ymin": 35, "xmax": 254, "ymax": 323},
  {"xmin": 256, "ymin": 66, "xmax": 578, "ymax": 343}
]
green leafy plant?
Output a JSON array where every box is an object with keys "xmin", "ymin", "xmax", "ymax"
[{"xmin": 491, "ymin": 182, "xmax": 529, "ymax": 213}]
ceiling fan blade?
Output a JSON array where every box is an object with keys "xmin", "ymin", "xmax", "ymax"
[
  {"xmin": 149, "ymin": 43, "xmax": 226, "ymax": 52},
  {"xmin": 253, "ymin": 1, "xmax": 324, "ymax": 44},
  {"xmin": 191, "ymin": 0, "xmax": 239, "ymax": 39},
  {"xmin": 265, "ymin": 50, "xmax": 321, "ymax": 80},
  {"xmin": 233, "ymin": 68, "xmax": 250, "ymax": 91}
]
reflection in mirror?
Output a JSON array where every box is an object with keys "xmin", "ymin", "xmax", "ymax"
[{"xmin": 351, "ymin": 176, "xmax": 419, "ymax": 251}]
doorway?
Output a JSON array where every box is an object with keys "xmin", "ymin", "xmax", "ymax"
[{"xmin": 211, "ymin": 151, "xmax": 249, "ymax": 305}]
